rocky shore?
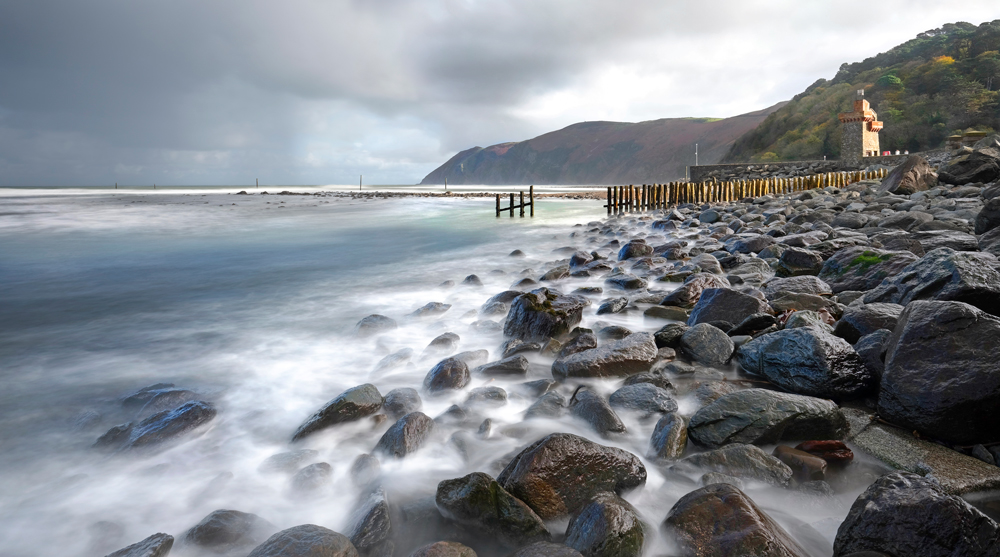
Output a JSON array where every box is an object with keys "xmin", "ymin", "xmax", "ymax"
[{"xmin": 98, "ymin": 135, "xmax": 1000, "ymax": 557}]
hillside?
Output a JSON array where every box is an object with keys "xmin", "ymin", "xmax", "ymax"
[
  {"xmin": 420, "ymin": 104, "xmax": 784, "ymax": 185},
  {"xmin": 723, "ymin": 20, "xmax": 1000, "ymax": 163}
]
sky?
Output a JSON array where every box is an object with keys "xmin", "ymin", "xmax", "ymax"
[{"xmin": 0, "ymin": 1, "xmax": 998, "ymax": 186}]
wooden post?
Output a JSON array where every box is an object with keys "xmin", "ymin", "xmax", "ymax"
[
  {"xmin": 520, "ymin": 191, "xmax": 525, "ymax": 217},
  {"xmin": 529, "ymin": 185, "xmax": 534, "ymax": 217},
  {"xmin": 509, "ymin": 193, "xmax": 515, "ymax": 217},
  {"xmin": 607, "ymin": 187, "xmax": 612, "ymax": 215},
  {"xmin": 496, "ymin": 194, "xmax": 500, "ymax": 217}
]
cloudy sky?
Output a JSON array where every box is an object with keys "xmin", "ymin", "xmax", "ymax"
[{"xmin": 0, "ymin": 1, "xmax": 997, "ymax": 186}]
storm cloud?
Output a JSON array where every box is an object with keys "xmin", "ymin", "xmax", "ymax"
[{"xmin": 1, "ymin": 0, "xmax": 997, "ymax": 185}]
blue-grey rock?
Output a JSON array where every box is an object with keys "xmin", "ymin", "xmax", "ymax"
[
  {"xmin": 246, "ymin": 524, "xmax": 358, "ymax": 557},
  {"xmin": 564, "ymin": 492, "xmax": 644, "ymax": 557},
  {"xmin": 504, "ymin": 288, "xmax": 589, "ymax": 341},
  {"xmin": 374, "ymin": 412, "xmax": 435, "ymax": 458},
  {"xmin": 608, "ymin": 383, "xmax": 677, "ymax": 414},
  {"xmin": 551, "ymin": 333, "xmax": 658, "ymax": 380},
  {"xmin": 292, "ymin": 384, "xmax": 383, "ymax": 441},
  {"xmin": 688, "ymin": 288, "xmax": 771, "ymax": 327}
]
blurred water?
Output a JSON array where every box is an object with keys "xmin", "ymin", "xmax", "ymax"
[{"xmin": 0, "ymin": 190, "xmax": 869, "ymax": 556}]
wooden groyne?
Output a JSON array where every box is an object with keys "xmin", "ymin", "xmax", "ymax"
[
  {"xmin": 605, "ymin": 168, "xmax": 889, "ymax": 214},
  {"xmin": 497, "ymin": 186, "xmax": 534, "ymax": 217}
]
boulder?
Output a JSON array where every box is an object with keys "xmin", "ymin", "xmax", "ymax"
[
  {"xmin": 833, "ymin": 303, "xmax": 903, "ymax": 344},
  {"xmin": 772, "ymin": 446, "xmax": 827, "ymax": 482},
  {"xmin": 854, "ymin": 329, "xmax": 891, "ymax": 379},
  {"xmin": 504, "ymin": 288, "xmax": 589, "ymax": 341},
  {"xmin": 474, "ymin": 355, "xmax": 530, "ymax": 376},
  {"xmin": 663, "ymin": 484, "xmax": 809, "ymax": 557},
  {"xmin": 551, "ymin": 332, "xmax": 657, "ymax": 380},
  {"xmin": 879, "ymin": 301, "xmax": 1000, "ymax": 444},
  {"xmin": 423, "ymin": 358, "xmax": 471, "ymax": 393},
  {"xmin": 115, "ymin": 400, "xmax": 216, "ymax": 451},
  {"xmin": 539, "ymin": 266, "xmax": 570, "ymax": 282},
  {"xmin": 833, "ymin": 472, "xmax": 1000, "ymax": 557},
  {"xmin": 724, "ymin": 234, "xmax": 776, "ymax": 254},
  {"xmin": 465, "ymin": 386, "xmax": 507, "ymax": 408},
  {"xmin": 761, "ymin": 276, "xmax": 832, "ymax": 300},
  {"xmin": 909, "ymin": 230, "xmax": 979, "ymax": 252},
  {"xmin": 384, "ymin": 388, "xmax": 422, "ymax": 420},
  {"xmin": 672, "ymin": 443, "xmax": 793, "ymax": 486},
  {"xmin": 292, "ymin": 384, "xmax": 383, "ymax": 441},
  {"xmin": 106, "ymin": 533, "xmax": 174, "ymax": 557},
  {"xmin": 246, "ymin": 525, "xmax": 357, "ymax": 557},
  {"xmin": 508, "ymin": 542, "xmax": 583, "ymax": 557},
  {"xmin": 818, "ymin": 247, "xmax": 918, "ymax": 293},
  {"xmin": 564, "ymin": 492, "xmax": 644, "ymax": 557},
  {"xmin": 595, "ymin": 297, "xmax": 628, "ymax": 315},
  {"xmin": 648, "ymin": 412, "xmax": 687, "ymax": 460},
  {"xmin": 832, "ymin": 212, "xmax": 870, "ymax": 229},
  {"xmin": 604, "ymin": 273, "xmax": 647, "ymax": 290},
  {"xmin": 408, "ymin": 542, "xmax": 476, "ymax": 557},
  {"xmin": 687, "ymin": 288, "xmax": 771, "ymax": 327},
  {"xmin": 354, "ymin": 315, "xmax": 397, "ymax": 338},
  {"xmin": 349, "ymin": 454, "xmax": 381, "ymax": 487},
  {"xmin": 618, "ymin": 240, "xmax": 653, "ymax": 260},
  {"xmin": 679, "ymin": 323, "xmax": 734, "ymax": 367},
  {"xmin": 878, "ymin": 155, "xmax": 937, "ymax": 195},
  {"xmin": 653, "ymin": 323, "xmax": 688, "ymax": 349},
  {"xmin": 795, "ymin": 440, "xmax": 853, "ymax": 465},
  {"xmin": 524, "ymin": 391, "xmax": 566, "ymax": 420},
  {"xmin": 347, "ymin": 488, "xmax": 391, "ymax": 555},
  {"xmin": 608, "ymin": 383, "xmax": 677, "ymax": 414},
  {"xmin": 497, "ymin": 433, "xmax": 646, "ymax": 520},
  {"xmin": 374, "ymin": 412, "xmax": 435, "ymax": 458},
  {"xmin": 981, "ymin": 226, "xmax": 1000, "ymax": 258},
  {"xmin": 290, "ymin": 463, "xmax": 333, "ymax": 495},
  {"xmin": 877, "ymin": 211, "xmax": 934, "ymax": 231},
  {"xmin": 975, "ymin": 197, "xmax": 1000, "ymax": 235},
  {"xmin": 501, "ymin": 339, "xmax": 541, "ymax": 358},
  {"xmin": 688, "ymin": 388, "xmax": 848, "ymax": 448},
  {"xmin": 183, "ymin": 510, "xmax": 275, "ymax": 554},
  {"xmin": 863, "ymin": 248, "xmax": 1000, "ymax": 315},
  {"xmin": 258, "ymin": 449, "xmax": 319, "ymax": 475},
  {"xmin": 570, "ymin": 388, "xmax": 626, "ymax": 436},
  {"xmin": 737, "ymin": 326, "xmax": 874, "ymax": 399},
  {"xmin": 938, "ymin": 150, "xmax": 1000, "ymax": 185},
  {"xmin": 775, "ymin": 247, "xmax": 824, "ymax": 277},
  {"xmin": 435, "ymin": 472, "xmax": 549, "ymax": 549},
  {"xmin": 660, "ymin": 273, "xmax": 731, "ymax": 308}
]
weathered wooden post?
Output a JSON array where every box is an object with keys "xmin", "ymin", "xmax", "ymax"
[
  {"xmin": 530, "ymin": 185, "xmax": 534, "ymax": 217},
  {"xmin": 607, "ymin": 187, "xmax": 612, "ymax": 215},
  {"xmin": 520, "ymin": 191, "xmax": 525, "ymax": 217},
  {"xmin": 496, "ymin": 194, "xmax": 500, "ymax": 217},
  {"xmin": 509, "ymin": 193, "xmax": 515, "ymax": 217}
]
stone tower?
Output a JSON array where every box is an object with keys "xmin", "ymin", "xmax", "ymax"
[{"xmin": 838, "ymin": 90, "xmax": 883, "ymax": 165}]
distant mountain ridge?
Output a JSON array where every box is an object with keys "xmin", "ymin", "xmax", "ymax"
[{"xmin": 420, "ymin": 103, "xmax": 786, "ymax": 185}]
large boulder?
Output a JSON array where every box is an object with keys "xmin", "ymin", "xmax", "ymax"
[
  {"xmin": 863, "ymin": 248, "xmax": 1000, "ymax": 316},
  {"xmin": 660, "ymin": 273, "xmax": 731, "ymax": 308},
  {"xmin": 724, "ymin": 234, "xmax": 776, "ymax": 254},
  {"xmin": 246, "ymin": 525, "xmax": 358, "ymax": 557},
  {"xmin": 833, "ymin": 472, "xmax": 1000, "ymax": 556},
  {"xmin": 737, "ymin": 326, "xmax": 875, "ymax": 399},
  {"xmin": 775, "ymin": 247, "xmax": 824, "ymax": 277},
  {"xmin": 374, "ymin": 412, "xmax": 435, "ymax": 458},
  {"xmin": 833, "ymin": 303, "xmax": 903, "ymax": 344},
  {"xmin": 878, "ymin": 155, "xmax": 937, "ymax": 195},
  {"xmin": 687, "ymin": 288, "xmax": 771, "ymax": 327},
  {"xmin": 504, "ymin": 288, "xmax": 589, "ymax": 341},
  {"xmin": 938, "ymin": 150, "xmax": 1000, "ymax": 185},
  {"xmin": 292, "ymin": 384, "xmax": 383, "ymax": 441},
  {"xmin": 648, "ymin": 412, "xmax": 687, "ymax": 460},
  {"xmin": 551, "ymin": 333, "xmax": 657, "ymax": 380},
  {"xmin": 106, "ymin": 533, "xmax": 174, "ymax": 557},
  {"xmin": 435, "ymin": 472, "xmax": 549, "ymax": 549},
  {"xmin": 497, "ymin": 433, "xmax": 646, "ymax": 520},
  {"xmin": 423, "ymin": 358, "xmax": 471, "ymax": 393},
  {"xmin": 608, "ymin": 383, "xmax": 677, "ymax": 415},
  {"xmin": 111, "ymin": 400, "xmax": 216, "ymax": 452},
  {"xmin": 761, "ymin": 276, "xmax": 832, "ymax": 300},
  {"xmin": 383, "ymin": 388, "xmax": 422, "ymax": 420},
  {"xmin": 878, "ymin": 301, "xmax": 1000, "ymax": 445},
  {"xmin": 688, "ymin": 388, "xmax": 848, "ymax": 448},
  {"xmin": 564, "ymin": 492, "xmax": 644, "ymax": 557},
  {"xmin": 818, "ymin": 247, "xmax": 918, "ymax": 293},
  {"xmin": 663, "ymin": 483, "xmax": 809, "ymax": 557},
  {"xmin": 909, "ymin": 230, "xmax": 980, "ymax": 252},
  {"xmin": 672, "ymin": 443, "xmax": 793, "ymax": 486},
  {"xmin": 183, "ymin": 510, "xmax": 275, "ymax": 554},
  {"xmin": 981, "ymin": 226, "xmax": 1000, "ymax": 258},
  {"xmin": 474, "ymin": 355, "xmax": 530, "ymax": 377},
  {"xmin": 347, "ymin": 489, "xmax": 391, "ymax": 555},
  {"xmin": 618, "ymin": 239, "xmax": 653, "ymax": 260},
  {"xmin": 975, "ymin": 197, "xmax": 1000, "ymax": 235},
  {"xmin": 679, "ymin": 323, "xmax": 734, "ymax": 367},
  {"xmin": 570, "ymin": 388, "xmax": 626, "ymax": 436}
]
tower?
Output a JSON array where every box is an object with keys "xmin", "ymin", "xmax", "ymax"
[{"xmin": 838, "ymin": 90, "xmax": 883, "ymax": 165}]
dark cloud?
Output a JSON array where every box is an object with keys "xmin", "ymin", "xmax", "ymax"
[{"xmin": 0, "ymin": 0, "xmax": 997, "ymax": 185}]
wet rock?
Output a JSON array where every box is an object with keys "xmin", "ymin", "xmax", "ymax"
[
  {"xmin": 688, "ymin": 388, "xmax": 847, "ymax": 448},
  {"xmin": 453, "ymin": 350, "xmax": 489, "ymax": 368},
  {"xmin": 524, "ymin": 391, "xmax": 566, "ymax": 420},
  {"xmin": 350, "ymin": 454, "xmax": 381, "ymax": 487},
  {"xmin": 290, "ymin": 462, "xmax": 332, "ymax": 495},
  {"xmin": 570, "ymin": 388, "xmax": 626, "ymax": 436},
  {"xmin": 258, "ymin": 449, "xmax": 319, "ymax": 474},
  {"xmin": 761, "ymin": 276, "xmax": 832, "ymax": 299},
  {"xmin": 833, "ymin": 303, "xmax": 903, "ymax": 344},
  {"xmin": 908, "ymin": 230, "xmax": 980, "ymax": 252},
  {"xmin": 373, "ymin": 349, "xmax": 413, "ymax": 375},
  {"xmin": 738, "ymin": 326, "xmax": 873, "ymax": 399},
  {"xmin": 411, "ymin": 302, "xmax": 453, "ymax": 318},
  {"xmin": 832, "ymin": 212, "xmax": 870, "ymax": 229},
  {"xmin": 663, "ymin": 483, "xmax": 809, "ymax": 557},
  {"xmin": 604, "ymin": 272, "xmax": 647, "ymax": 290},
  {"xmin": 648, "ymin": 412, "xmax": 687, "ymax": 460},
  {"xmin": 833, "ymin": 472, "xmax": 1000, "ymax": 557},
  {"xmin": 679, "ymin": 323, "xmax": 734, "ymax": 367},
  {"xmin": 426, "ymin": 332, "xmax": 460, "ymax": 353},
  {"xmin": 246, "ymin": 524, "xmax": 358, "ymax": 557},
  {"xmin": 673, "ymin": 443, "xmax": 793, "ymax": 486},
  {"xmin": 795, "ymin": 440, "xmax": 853, "ymax": 464},
  {"xmin": 700, "ymin": 472, "xmax": 743, "ymax": 489},
  {"xmin": 292, "ymin": 384, "xmax": 383, "ymax": 441},
  {"xmin": 497, "ymin": 433, "xmax": 646, "ymax": 520},
  {"xmin": 976, "ymin": 197, "xmax": 1000, "ymax": 236},
  {"xmin": 564, "ymin": 492, "xmax": 644, "ymax": 557},
  {"xmin": 596, "ymin": 325, "xmax": 631, "ymax": 341},
  {"xmin": 504, "ymin": 288, "xmax": 589, "ymax": 342},
  {"xmin": 772, "ymin": 446, "xmax": 827, "ymax": 482},
  {"xmin": 500, "ymin": 339, "xmax": 541, "ymax": 358},
  {"xmin": 938, "ymin": 149, "xmax": 1000, "ymax": 185},
  {"xmin": 769, "ymin": 291, "xmax": 841, "ymax": 316},
  {"xmin": 776, "ymin": 247, "xmax": 824, "ymax": 277},
  {"xmin": 539, "ymin": 265, "xmax": 570, "ymax": 282},
  {"xmin": 408, "ymin": 541, "xmax": 476, "ymax": 557},
  {"xmin": 435, "ymin": 472, "xmax": 549, "ymax": 549},
  {"xmin": 653, "ymin": 323, "xmax": 688, "ymax": 349},
  {"xmin": 878, "ymin": 211, "xmax": 934, "ymax": 231},
  {"xmin": 981, "ymin": 226, "xmax": 1000, "ymax": 258},
  {"xmin": 687, "ymin": 288, "xmax": 771, "ymax": 327},
  {"xmin": 618, "ymin": 239, "xmax": 653, "ymax": 260},
  {"xmin": 784, "ymin": 310, "xmax": 833, "ymax": 332},
  {"xmin": 94, "ymin": 423, "xmax": 133, "ymax": 450},
  {"xmin": 466, "ymin": 386, "xmax": 507, "ymax": 407},
  {"xmin": 818, "ymin": 247, "xmax": 918, "ymax": 293},
  {"xmin": 557, "ymin": 332, "xmax": 598, "ymax": 358},
  {"xmin": 384, "ymin": 388, "xmax": 422, "ymax": 421},
  {"xmin": 474, "ymin": 355, "xmax": 530, "ymax": 376},
  {"xmin": 423, "ymin": 358, "xmax": 471, "ymax": 393},
  {"xmin": 694, "ymin": 381, "xmax": 741, "ymax": 405},
  {"xmin": 118, "ymin": 400, "xmax": 216, "ymax": 451},
  {"xmin": 354, "ymin": 315, "xmax": 398, "ymax": 338},
  {"xmin": 551, "ymin": 332, "xmax": 658, "ymax": 380},
  {"xmin": 596, "ymin": 297, "xmax": 628, "ymax": 315},
  {"xmin": 348, "ymin": 488, "xmax": 392, "ymax": 555},
  {"xmin": 374, "ymin": 412, "xmax": 435, "ymax": 458},
  {"xmin": 508, "ymin": 542, "xmax": 583, "ymax": 557},
  {"xmin": 133, "ymin": 388, "xmax": 200, "ymax": 420},
  {"xmin": 660, "ymin": 273, "xmax": 731, "ymax": 308},
  {"xmin": 879, "ymin": 300, "xmax": 1000, "ymax": 444},
  {"xmin": 864, "ymin": 248, "xmax": 1000, "ymax": 315},
  {"xmin": 106, "ymin": 533, "xmax": 174, "ymax": 557},
  {"xmin": 463, "ymin": 274, "xmax": 483, "ymax": 287},
  {"xmin": 608, "ymin": 383, "xmax": 677, "ymax": 414},
  {"xmin": 622, "ymin": 372, "xmax": 674, "ymax": 392},
  {"xmin": 728, "ymin": 313, "xmax": 778, "ymax": 336},
  {"xmin": 852, "ymin": 328, "xmax": 890, "ymax": 379},
  {"xmin": 510, "ymin": 250, "xmax": 526, "ymax": 257},
  {"xmin": 183, "ymin": 509, "xmax": 275, "ymax": 554},
  {"xmin": 724, "ymin": 234, "xmax": 776, "ymax": 254},
  {"xmin": 878, "ymin": 155, "xmax": 937, "ymax": 195}
]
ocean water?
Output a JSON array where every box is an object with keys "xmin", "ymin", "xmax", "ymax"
[{"xmin": 0, "ymin": 189, "xmax": 872, "ymax": 556}]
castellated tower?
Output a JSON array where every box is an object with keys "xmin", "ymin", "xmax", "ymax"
[{"xmin": 838, "ymin": 90, "xmax": 883, "ymax": 165}]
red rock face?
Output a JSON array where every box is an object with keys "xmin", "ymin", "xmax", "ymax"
[{"xmin": 795, "ymin": 440, "xmax": 854, "ymax": 463}]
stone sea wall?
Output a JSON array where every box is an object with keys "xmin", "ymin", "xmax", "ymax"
[{"xmin": 689, "ymin": 154, "xmax": 912, "ymax": 183}]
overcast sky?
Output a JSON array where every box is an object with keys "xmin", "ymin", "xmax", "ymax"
[{"xmin": 0, "ymin": 1, "xmax": 997, "ymax": 186}]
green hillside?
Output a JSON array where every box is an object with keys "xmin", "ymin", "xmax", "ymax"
[{"xmin": 723, "ymin": 20, "xmax": 1000, "ymax": 163}]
